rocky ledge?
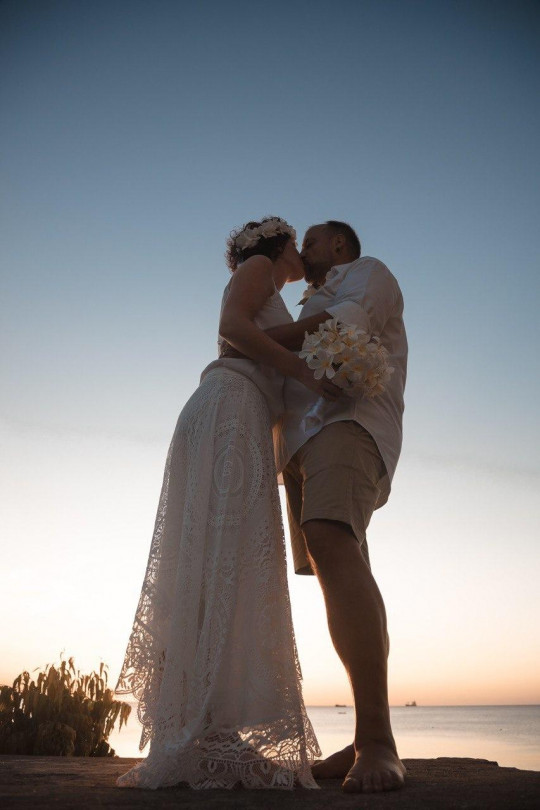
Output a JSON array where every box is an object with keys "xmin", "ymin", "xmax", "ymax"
[{"xmin": 1, "ymin": 755, "xmax": 539, "ymax": 809}]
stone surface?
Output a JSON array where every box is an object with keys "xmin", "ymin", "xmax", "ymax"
[{"xmin": 0, "ymin": 755, "xmax": 539, "ymax": 808}]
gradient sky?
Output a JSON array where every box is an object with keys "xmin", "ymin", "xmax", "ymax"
[{"xmin": 1, "ymin": 0, "xmax": 539, "ymax": 706}]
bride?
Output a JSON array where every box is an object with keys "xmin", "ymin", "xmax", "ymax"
[{"xmin": 113, "ymin": 216, "xmax": 339, "ymax": 790}]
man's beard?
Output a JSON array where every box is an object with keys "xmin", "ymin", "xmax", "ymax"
[{"xmin": 304, "ymin": 261, "xmax": 330, "ymax": 287}]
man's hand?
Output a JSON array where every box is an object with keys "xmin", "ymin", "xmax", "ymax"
[{"xmin": 219, "ymin": 341, "xmax": 247, "ymax": 360}]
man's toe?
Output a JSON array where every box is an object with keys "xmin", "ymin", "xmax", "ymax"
[
  {"xmin": 362, "ymin": 772, "xmax": 375, "ymax": 792},
  {"xmin": 342, "ymin": 776, "xmax": 361, "ymax": 793}
]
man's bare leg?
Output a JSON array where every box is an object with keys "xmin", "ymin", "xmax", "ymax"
[{"xmin": 303, "ymin": 518, "xmax": 406, "ymax": 793}]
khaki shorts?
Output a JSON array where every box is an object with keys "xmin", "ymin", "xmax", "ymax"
[{"xmin": 282, "ymin": 420, "xmax": 387, "ymax": 575}]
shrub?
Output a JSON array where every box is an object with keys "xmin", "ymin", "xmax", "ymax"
[{"xmin": 0, "ymin": 653, "xmax": 131, "ymax": 757}]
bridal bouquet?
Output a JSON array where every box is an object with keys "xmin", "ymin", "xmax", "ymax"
[{"xmin": 299, "ymin": 317, "xmax": 394, "ymax": 432}]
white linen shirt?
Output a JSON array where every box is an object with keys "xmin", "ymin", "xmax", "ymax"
[{"xmin": 275, "ymin": 256, "xmax": 408, "ymax": 509}]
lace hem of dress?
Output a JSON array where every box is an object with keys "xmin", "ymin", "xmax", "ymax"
[{"xmin": 115, "ymin": 723, "xmax": 320, "ymax": 790}]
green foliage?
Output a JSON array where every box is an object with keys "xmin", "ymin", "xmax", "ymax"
[{"xmin": 0, "ymin": 653, "xmax": 132, "ymax": 757}]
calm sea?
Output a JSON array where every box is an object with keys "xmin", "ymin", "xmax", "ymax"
[{"xmin": 108, "ymin": 704, "xmax": 540, "ymax": 772}]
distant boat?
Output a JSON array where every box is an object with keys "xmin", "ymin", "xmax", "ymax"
[
  {"xmin": 405, "ymin": 700, "xmax": 417, "ymax": 707},
  {"xmin": 335, "ymin": 704, "xmax": 347, "ymax": 708}
]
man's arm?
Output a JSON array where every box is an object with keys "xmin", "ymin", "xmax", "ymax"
[
  {"xmin": 263, "ymin": 260, "xmax": 399, "ymax": 348},
  {"xmin": 324, "ymin": 258, "xmax": 399, "ymax": 337}
]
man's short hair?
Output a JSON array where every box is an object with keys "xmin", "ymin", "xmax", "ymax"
[{"xmin": 325, "ymin": 220, "xmax": 361, "ymax": 259}]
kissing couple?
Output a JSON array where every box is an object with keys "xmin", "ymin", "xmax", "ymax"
[{"xmin": 114, "ymin": 216, "xmax": 408, "ymax": 794}]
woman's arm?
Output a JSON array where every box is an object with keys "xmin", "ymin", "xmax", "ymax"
[
  {"xmin": 220, "ymin": 311, "xmax": 332, "ymax": 355},
  {"xmin": 263, "ymin": 311, "xmax": 332, "ymax": 350},
  {"xmin": 219, "ymin": 256, "xmax": 340, "ymax": 399}
]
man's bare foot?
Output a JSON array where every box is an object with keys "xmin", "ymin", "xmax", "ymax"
[
  {"xmin": 311, "ymin": 743, "xmax": 355, "ymax": 778},
  {"xmin": 342, "ymin": 743, "xmax": 406, "ymax": 793}
]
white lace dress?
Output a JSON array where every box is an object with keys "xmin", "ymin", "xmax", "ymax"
[{"xmin": 113, "ymin": 282, "xmax": 321, "ymax": 790}]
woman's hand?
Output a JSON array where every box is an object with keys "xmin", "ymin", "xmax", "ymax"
[{"xmin": 295, "ymin": 364, "xmax": 343, "ymax": 401}]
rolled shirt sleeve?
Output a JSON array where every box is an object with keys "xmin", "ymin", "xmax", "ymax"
[{"xmin": 325, "ymin": 257, "xmax": 398, "ymax": 337}]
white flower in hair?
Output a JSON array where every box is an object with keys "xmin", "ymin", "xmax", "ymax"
[
  {"xmin": 235, "ymin": 218, "xmax": 296, "ymax": 252},
  {"xmin": 259, "ymin": 220, "xmax": 281, "ymax": 237}
]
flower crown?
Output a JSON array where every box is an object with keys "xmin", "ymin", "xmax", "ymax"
[{"xmin": 234, "ymin": 217, "xmax": 296, "ymax": 251}]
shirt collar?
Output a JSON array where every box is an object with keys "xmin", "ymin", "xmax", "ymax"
[
  {"xmin": 297, "ymin": 260, "xmax": 357, "ymax": 305},
  {"xmin": 324, "ymin": 261, "xmax": 354, "ymax": 284}
]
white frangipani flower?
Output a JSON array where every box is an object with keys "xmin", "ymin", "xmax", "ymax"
[
  {"xmin": 338, "ymin": 323, "xmax": 362, "ymax": 340},
  {"xmin": 307, "ymin": 350, "xmax": 336, "ymax": 380},
  {"xmin": 325, "ymin": 339, "xmax": 346, "ymax": 356},
  {"xmin": 299, "ymin": 332, "xmax": 320, "ymax": 363},
  {"xmin": 331, "ymin": 344, "xmax": 356, "ymax": 365}
]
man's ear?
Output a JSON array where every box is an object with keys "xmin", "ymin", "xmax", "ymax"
[{"xmin": 333, "ymin": 233, "xmax": 346, "ymax": 254}]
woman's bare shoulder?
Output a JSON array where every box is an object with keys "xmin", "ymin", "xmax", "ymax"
[{"xmin": 229, "ymin": 255, "xmax": 275, "ymax": 295}]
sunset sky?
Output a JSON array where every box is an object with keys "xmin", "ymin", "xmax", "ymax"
[{"xmin": 1, "ymin": 0, "xmax": 539, "ymax": 708}]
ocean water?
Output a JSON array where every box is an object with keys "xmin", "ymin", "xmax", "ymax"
[{"xmin": 108, "ymin": 704, "xmax": 540, "ymax": 772}]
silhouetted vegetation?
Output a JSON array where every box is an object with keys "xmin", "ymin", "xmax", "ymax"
[{"xmin": 0, "ymin": 653, "xmax": 131, "ymax": 756}]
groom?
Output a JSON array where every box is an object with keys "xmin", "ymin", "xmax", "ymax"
[{"xmin": 267, "ymin": 221, "xmax": 408, "ymax": 794}]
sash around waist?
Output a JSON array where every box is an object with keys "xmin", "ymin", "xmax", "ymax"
[{"xmin": 199, "ymin": 358, "xmax": 285, "ymax": 426}]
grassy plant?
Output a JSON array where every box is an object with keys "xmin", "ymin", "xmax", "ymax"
[{"xmin": 0, "ymin": 652, "xmax": 132, "ymax": 756}]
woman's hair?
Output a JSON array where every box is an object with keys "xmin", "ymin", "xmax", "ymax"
[{"xmin": 225, "ymin": 216, "xmax": 295, "ymax": 272}]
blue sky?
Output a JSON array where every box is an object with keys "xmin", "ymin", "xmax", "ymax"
[{"xmin": 1, "ymin": 0, "xmax": 539, "ymax": 707}]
